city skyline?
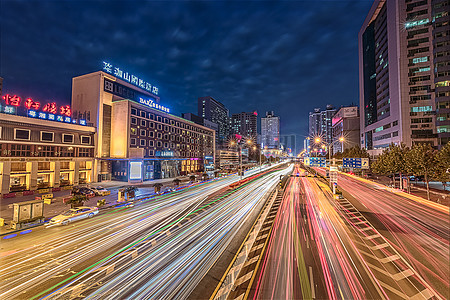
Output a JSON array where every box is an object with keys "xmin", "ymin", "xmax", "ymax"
[{"xmin": 1, "ymin": 1, "xmax": 372, "ymax": 137}]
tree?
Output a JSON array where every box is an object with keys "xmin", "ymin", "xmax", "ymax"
[
  {"xmin": 434, "ymin": 142, "xmax": 450, "ymax": 191},
  {"xmin": 68, "ymin": 194, "xmax": 87, "ymax": 208},
  {"xmin": 371, "ymin": 143, "xmax": 409, "ymax": 188},
  {"xmin": 124, "ymin": 186, "xmax": 138, "ymax": 199},
  {"xmin": 406, "ymin": 143, "xmax": 437, "ymax": 200},
  {"xmin": 153, "ymin": 183, "xmax": 163, "ymax": 193}
]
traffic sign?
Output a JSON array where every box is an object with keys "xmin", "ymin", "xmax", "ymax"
[
  {"xmin": 343, "ymin": 158, "xmax": 362, "ymax": 168},
  {"xmin": 361, "ymin": 158, "xmax": 369, "ymax": 169},
  {"xmin": 307, "ymin": 157, "xmax": 326, "ymax": 167}
]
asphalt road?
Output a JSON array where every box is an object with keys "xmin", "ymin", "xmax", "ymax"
[
  {"xmin": 315, "ymin": 167, "xmax": 449, "ymax": 299},
  {"xmin": 255, "ymin": 166, "xmax": 384, "ymax": 299},
  {"xmin": 0, "ymin": 164, "xmax": 291, "ymax": 300}
]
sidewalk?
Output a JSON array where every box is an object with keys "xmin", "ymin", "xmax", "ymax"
[{"xmin": 0, "ymin": 175, "xmax": 193, "ymax": 235}]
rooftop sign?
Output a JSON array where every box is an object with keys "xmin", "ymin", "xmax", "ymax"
[{"xmin": 102, "ymin": 61, "xmax": 159, "ymax": 95}]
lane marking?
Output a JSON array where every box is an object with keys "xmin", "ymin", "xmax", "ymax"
[
  {"xmin": 309, "ymin": 266, "xmax": 315, "ymax": 299},
  {"xmin": 234, "ymin": 270, "xmax": 253, "ymax": 287},
  {"xmin": 364, "ymin": 234, "xmax": 382, "ymax": 240}
]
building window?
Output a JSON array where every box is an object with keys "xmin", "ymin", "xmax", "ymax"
[
  {"xmin": 157, "ymin": 124, "xmax": 162, "ymax": 130},
  {"xmin": 140, "ymin": 129, "xmax": 146, "ymax": 136},
  {"xmin": 60, "ymin": 146, "xmax": 75, "ymax": 157},
  {"xmin": 164, "ymin": 134, "xmax": 168, "ymax": 140},
  {"xmin": 148, "ymin": 150, "xmax": 154, "ymax": 156},
  {"xmin": 14, "ymin": 129, "xmax": 31, "ymax": 140},
  {"xmin": 150, "ymin": 122, "xmax": 155, "ymax": 128},
  {"xmin": 140, "ymin": 139, "xmax": 146, "ymax": 146},
  {"xmin": 62, "ymin": 134, "xmax": 74, "ymax": 143},
  {"xmin": 131, "ymin": 128, "xmax": 137, "ymax": 135},
  {"xmin": 149, "ymin": 140, "xmax": 154, "ymax": 147},
  {"xmin": 149, "ymin": 114, "xmax": 154, "ymax": 120},
  {"xmin": 37, "ymin": 146, "xmax": 54, "ymax": 157},
  {"xmin": 40, "ymin": 131, "xmax": 54, "ymax": 142},
  {"xmin": 140, "ymin": 111, "xmax": 146, "ymax": 118},
  {"xmin": 149, "ymin": 131, "xmax": 154, "ymax": 138},
  {"xmin": 11, "ymin": 144, "xmax": 31, "ymax": 156},
  {"xmin": 157, "ymin": 141, "xmax": 162, "ymax": 147},
  {"xmin": 164, "ymin": 142, "xmax": 168, "ymax": 148},
  {"xmin": 141, "ymin": 120, "xmax": 146, "ymax": 127},
  {"xmin": 131, "ymin": 117, "xmax": 137, "ymax": 125},
  {"xmin": 78, "ymin": 148, "xmax": 92, "ymax": 157},
  {"xmin": 157, "ymin": 132, "xmax": 162, "ymax": 139},
  {"xmin": 81, "ymin": 136, "xmax": 91, "ymax": 144},
  {"xmin": 157, "ymin": 116, "xmax": 162, "ymax": 122},
  {"xmin": 131, "ymin": 108, "xmax": 138, "ymax": 116},
  {"xmin": 131, "ymin": 138, "xmax": 136, "ymax": 146}
]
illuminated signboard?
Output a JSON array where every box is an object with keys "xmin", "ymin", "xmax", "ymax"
[
  {"xmin": 102, "ymin": 61, "xmax": 159, "ymax": 95},
  {"xmin": 129, "ymin": 161, "xmax": 143, "ymax": 180},
  {"xmin": 103, "ymin": 78, "xmax": 169, "ymax": 114},
  {"xmin": 139, "ymin": 97, "xmax": 170, "ymax": 113},
  {"xmin": 1, "ymin": 94, "xmax": 87, "ymax": 125},
  {"xmin": 155, "ymin": 151, "xmax": 174, "ymax": 157}
]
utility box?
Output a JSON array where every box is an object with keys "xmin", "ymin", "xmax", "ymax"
[{"xmin": 11, "ymin": 199, "xmax": 45, "ymax": 230}]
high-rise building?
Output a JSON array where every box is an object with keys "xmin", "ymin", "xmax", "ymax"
[
  {"xmin": 231, "ymin": 111, "xmax": 258, "ymax": 141},
  {"xmin": 308, "ymin": 105, "xmax": 336, "ymax": 145},
  {"xmin": 433, "ymin": 0, "xmax": 450, "ymax": 147},
  {"xmin": 332, "ymin": 106, "xmax": 360, "ymax": 154},
  {"xmin": 359, "ymin": 0, "xmax": 446, "ymax": 152},
  {"xmin": 280, "ymin": 134, "xmax": 297, "ymax": 156},
  {"xmin": 261, "ymin": 111, "xmax": 280, "ymax": 149},
  {"xmin": 198, "ymin": 96, "xmax": 230, "ymax": 144}
]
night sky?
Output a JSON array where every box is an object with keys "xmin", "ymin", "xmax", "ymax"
[{"xmin": 1, "ymin": 0, "xmax": 372, "ymax": 143}]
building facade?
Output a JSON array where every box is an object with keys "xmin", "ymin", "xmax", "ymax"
[
  {"xmin": 331, "ymin": 106, "xmax": 360, "ymax": 154},
  {"xmin": 280, "ymin": 134, "xmax": 298, "ymax": 156},
  {"xmin": 433, "ymin": 0, "xmax": 450, "ymax": 147},
  {"xmin": 72, "ymin": 69, "xmax": 215, "ymax": 182},
  {"xmin": 359, "ymin": 0, "xmax": 448, "ymax": 152},
  {"xmin": 231, "ymin": 111, "xmax": 258, "ymax": 141},
  {"xmin": 308, "ymin": 105, "xmax": 336, "ymax": 145},
  {"xmin": 198, "ymin": 96, "xmax": 230, "ymax": 144},
  {"xmin": 0, "ymin": 112, "xmax": 95, "ymax": 196},
  {"xmin": 261, "ymin": 111, "xmax": 280, "ymax": 149}
]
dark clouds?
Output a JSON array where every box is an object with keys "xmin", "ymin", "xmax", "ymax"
[{"xmin": 1, "ymin": 0, "xmax": 371, "ymax": 143}]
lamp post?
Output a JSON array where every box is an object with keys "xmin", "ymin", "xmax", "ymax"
[
  {"xmin": 339, "ymin": 136, "xmax": 344, "ymax": 153},
  {"xmin": 230, "ymin": 138, "xmax": 253, "ymax": 179}
]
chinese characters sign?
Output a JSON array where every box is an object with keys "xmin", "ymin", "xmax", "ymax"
[
  {"xmin": 1, "ymin": 94, "xmax": 86, "ymax": 125},
  {"xmin": 102, "ymin": 61, "xmax": 159, "ymax": 95}
]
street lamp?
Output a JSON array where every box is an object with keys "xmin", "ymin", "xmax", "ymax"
[{"xmin": 339, "ymin": 136, "xmax": 344, "ymax": 153}]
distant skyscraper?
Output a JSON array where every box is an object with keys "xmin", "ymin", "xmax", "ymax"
[
  {"xmin": 359, "ymin": 0, "xmax": 447, "ymax": 151},
  {"xmin": 308, "ymin": 105, "xmax": 336, "ymax": 145},
  {"xmin": 331, "ymin": 106, "xmax": 360, "ymax": 154},
  {"xmin": 261, "ymin": 111, "xmax": 280, "ymax": 149},
  {"xmin": 231, "ymin": 111, "xmax": 258, "ymax": 141},
  {"xmin": 198, "ymin": 96, "xmax": 230, "ymax": 144},
  {"xmin": 280, "ymin": 134, "xmax": 297, "ymax": 156}
]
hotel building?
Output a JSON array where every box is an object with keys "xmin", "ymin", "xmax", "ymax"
[
  {"xmin": 359, "ymin": 0, "xmax": 449, "ymax": 152},
  {"xmin": 71, "ymin": 64, "xmax": 215, "ymax": 182}
]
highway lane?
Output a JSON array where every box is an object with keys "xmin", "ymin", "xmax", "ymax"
[
  {"xmin": 312, "ymin": 167, "xmax": 449, "ymax": 299},
  {"xmin": 0, "ymin": 164, "xmax": 290, "ymax": 299},
  {"xmin": 255, "ymin": 166, "xmax": 384, "ymax": 300}
]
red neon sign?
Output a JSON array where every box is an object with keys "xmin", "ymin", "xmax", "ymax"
[
  {"xmin": 2, "ymin": 94, "xmax": 21, "ymax": 106},
  {"xmin": 2, "ymin": 94, "xmax": 71, "ymax": 117}
]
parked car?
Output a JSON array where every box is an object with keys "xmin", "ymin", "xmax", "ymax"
[
  {"xmin": 71, "ymin": 187, "xmax": 95, "ymax": 197},
  {"xmin": 90, "ymin": 186, "xmax": 109, "ymax": 196},
  {"xmin": 47, "ymin": 206, "xmax": 99, "ymax": 226}
]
